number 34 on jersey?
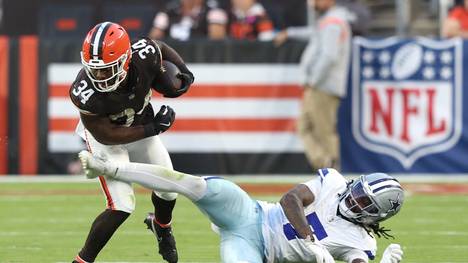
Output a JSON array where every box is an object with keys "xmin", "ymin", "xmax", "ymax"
[{"xmin": 72, "ymin": 80, "xmax": 95, "ymax": 104}]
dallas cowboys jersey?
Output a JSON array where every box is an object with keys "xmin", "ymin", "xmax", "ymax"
[
  {"xmin": 69, "ymin": 37, "xmax": 164, "ymax": 127},
  {"xmin": 258, "ymin": 168, "xmax": 377, "ymax": 262}
]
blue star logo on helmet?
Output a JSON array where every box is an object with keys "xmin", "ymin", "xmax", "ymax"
[{"xmin": 387, "ymin": 194, "xmax": 401, "ymax": 213}]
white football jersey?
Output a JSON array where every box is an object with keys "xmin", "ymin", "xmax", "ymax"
[{"xmin": 258, "ymin": 168, "xmax": 377, "ymax": 263}]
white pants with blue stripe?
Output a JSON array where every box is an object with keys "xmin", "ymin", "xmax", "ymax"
[{"xmin": 194, "ymin": 178, "xmax": 265, "ymax": 263}]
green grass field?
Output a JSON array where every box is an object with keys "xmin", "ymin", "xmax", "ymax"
[{"xmin": 1, "ymin": 181, "xmax": 468, "ymax": 263}]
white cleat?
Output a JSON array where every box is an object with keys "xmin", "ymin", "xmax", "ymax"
[{"xmin": 78, "ymin": 150, "xmax": 116, "ymax": 179}]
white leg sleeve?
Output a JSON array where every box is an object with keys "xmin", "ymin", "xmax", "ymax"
[
  {"xmin": 114, "ymin": 162, "xmax": 207, "ymax": 201},
  {"xmin": 127, "ymin": 135, "xmax": 177, "ymax": 201}
]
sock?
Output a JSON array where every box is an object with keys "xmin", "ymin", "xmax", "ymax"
[
  {"xmin": 72, "ymin": 255, "xmax": 89, "ymax": 263},
  {"xmin": 152, "ymin": 192, "xmax": 176, "ymax": 226},
  {"xmin": 114, "ymin": 162, "xmax": 207, "ymax": 201},
  {"xmin": 77, "ymin": 209, "xmax": 130, "ymax": 262}
]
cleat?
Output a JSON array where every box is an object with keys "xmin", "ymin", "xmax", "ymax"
[
  {"xmin": 78, "ymin": 150, "xmax": 114, "ymax": 179},
  {"xmin": 144, "ymin": 212, "xmax": 178, "ymax": 263}
]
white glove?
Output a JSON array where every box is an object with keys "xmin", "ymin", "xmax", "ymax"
[
  {"xmin": 380, "ymin": 244, "xmax": 403, "ymax": 263},
  {"xmin": 304, "ymin": 236, "xmax": 335, "ymax": 263}
]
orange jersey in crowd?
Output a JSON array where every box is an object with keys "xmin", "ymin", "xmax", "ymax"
[
  {"xmin": 229, "ymin": 3, "xmax": 274, "ymax": 40},
  {"xmin": 449, "ymin": 6, "xmax": 468, "ymax": 31}
]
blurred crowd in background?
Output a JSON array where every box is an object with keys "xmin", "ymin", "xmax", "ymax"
[
  {"xmin": 2, "ymin": 0, "xmax": 468, "ymax": 41},
  {"xmin": 0, "ymin": 0, "xmax": 372, "ymax": 39}
]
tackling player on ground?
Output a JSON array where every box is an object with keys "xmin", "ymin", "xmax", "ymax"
[
  {"xmin": 79, "ymin": 150, "xmax": 404, "ymax": 263},
  {"xmin": 69, "ymin": 22, "xmax": 194, "ymax": 263}
]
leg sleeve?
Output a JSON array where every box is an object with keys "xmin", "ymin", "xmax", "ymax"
[
  {"xmin": 194, "ymin": 178, "xmax": 260, "ymax": 230},
  {"xmin": 194, "ymin": 179, "xmax": 264, "ymax": 263},
  {"xmin": 219, "ymin": 232, "xmax": 264, "ymax": 263},
  {"xmin": 127, "ymin": 135, "xmax": 177, "ymax": 201}
]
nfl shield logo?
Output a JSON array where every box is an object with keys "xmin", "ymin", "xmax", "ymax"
[{"xmin": 352, "ymin": 37, "xmax": 463, "ymax": 168}]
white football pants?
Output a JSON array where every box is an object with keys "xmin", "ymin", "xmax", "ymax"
[{"xmin": 83, "ymin": 130, "xmax": 177, "ymax": 213}]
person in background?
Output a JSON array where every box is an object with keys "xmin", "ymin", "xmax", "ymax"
[
  {"xmin": 442, "ymin": 0, "xmax": 468, "ymax": 38},
  {"xmin": 274, "ymin": 0, "xmax": 351, "ymax": 170},
  {"xmin": 337, "ymin": 0, "xmax": 371, "ymax": 36},
  {"xmin": 227, "ymin": 0, "xmax": 275, "ymax": 41},
  {"xmin": 149, "ymin": 0, "xmax": 227, "ymax": 41}
]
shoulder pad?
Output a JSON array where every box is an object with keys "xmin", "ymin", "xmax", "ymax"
[
  {"xmin": 317, "ymin": 168, "xmax": 346, "ymax": 185},
  {"xmin": 131, "ymin": 37, "xmax": 163, "ymax": 72}
]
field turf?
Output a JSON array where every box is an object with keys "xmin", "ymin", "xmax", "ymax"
[{"xmin": 1, "ymin": 181, "xmax": 468, "ymax": 263}]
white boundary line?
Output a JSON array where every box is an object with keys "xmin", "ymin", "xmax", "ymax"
[{"xmin": 1, "ymin": 174, "xmax": 468, "ymax": 183}]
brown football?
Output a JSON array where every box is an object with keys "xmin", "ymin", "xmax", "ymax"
[{"xmin": 154, "ymin": 60, "xmax": 182, "ymax": 96}]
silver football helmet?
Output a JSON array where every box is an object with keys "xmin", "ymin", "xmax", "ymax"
[{"xmin": 338, "ymin": 173, "xmax": 404, "ymax": 225}]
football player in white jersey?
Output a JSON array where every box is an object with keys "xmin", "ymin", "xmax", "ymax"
[{"xmin": 78, "ymin": 150, "xmax": 404, "ymax": 263}]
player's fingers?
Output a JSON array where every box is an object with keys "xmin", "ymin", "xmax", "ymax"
[
  {"xmin": 392, "ymin": 252, "xmax": 403, "ymax": 261},
  {"xmin": 389, "ymin": 244, "xmax": 401, "ymax": 250}
]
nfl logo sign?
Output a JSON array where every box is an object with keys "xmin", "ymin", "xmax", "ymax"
[{"xmin": 352, "ymin": 37, "xmax": 463, "ymax": 168}]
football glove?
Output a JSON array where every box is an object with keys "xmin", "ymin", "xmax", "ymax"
[
  {"xmin": 164, "ymin": 72, "xmax": 194, "ymax": 98},
  {"xmin": 304, "ymin": 235, "xmax": 335, "ymax": 263},
  {"xmin": 380, "ymin": 244, "xmax": 403, "ymax": 263},
  {"xmin": 144, "ymin": 105, "xmax": 175, "ymax": 137}
]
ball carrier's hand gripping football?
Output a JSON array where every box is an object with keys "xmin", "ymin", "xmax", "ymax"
[
  {"xmin": 143, "ymin": 105, "xmax": 176, "ymax": 137},
  {"xmin": 156, "ymin": 60, "xmax": 194, "ymax": 98},
  {"xmin": 170, "ymin": 71, "xmax": 194, "ymax": 98}
]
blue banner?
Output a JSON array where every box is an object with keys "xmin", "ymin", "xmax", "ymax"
[{"xmin": 340, "ymin": 37, "xmax": 468, "ymax": 173}]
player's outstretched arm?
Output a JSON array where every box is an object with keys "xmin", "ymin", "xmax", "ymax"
[
  {"xmin": 280, "ymin": 185, "xmax": 335, "ymax": 263},
  {"xmin": 80, "ymin": 105, "xmax": 175, "ymax": 145},
  {"xmin": 280, "ymin": 184, "xmax": 316, "ymax": 239}
]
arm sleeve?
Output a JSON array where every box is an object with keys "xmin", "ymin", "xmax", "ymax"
[
  {"xmin": 305, "ymin": 23, "xmax": 343, "ymax": 87},
  {"xmin": 156, "ymin": 40, "xmax": 192, "ymax": 75},
  {"xmin": 286, "ymin": 26, "xmax": 315, "ymax": 41}
]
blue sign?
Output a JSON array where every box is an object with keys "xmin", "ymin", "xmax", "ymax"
[{"xmin": 340, "ymin": 37, "xmax": 467, "ymax": 173}]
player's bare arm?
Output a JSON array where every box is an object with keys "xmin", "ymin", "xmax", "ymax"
[
  {"xmin": 80, "ymin": 112, "xmax": 147, "ymax": 145},
  {"xmin": 80, "ymin": 105, "xmax": 175, "ymax": 145},
  {"xmin": 279, "ymin": 184, "xmax": 316, "ymax": 239}
]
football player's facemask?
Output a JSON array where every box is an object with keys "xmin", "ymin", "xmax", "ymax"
[
  {"xmin": 338, "ymin": 173, "xmax": 404, "ymax": 225},
  {"xmin": 81, "ymin": 22, "xmax": 132, "ymax": 92}
]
